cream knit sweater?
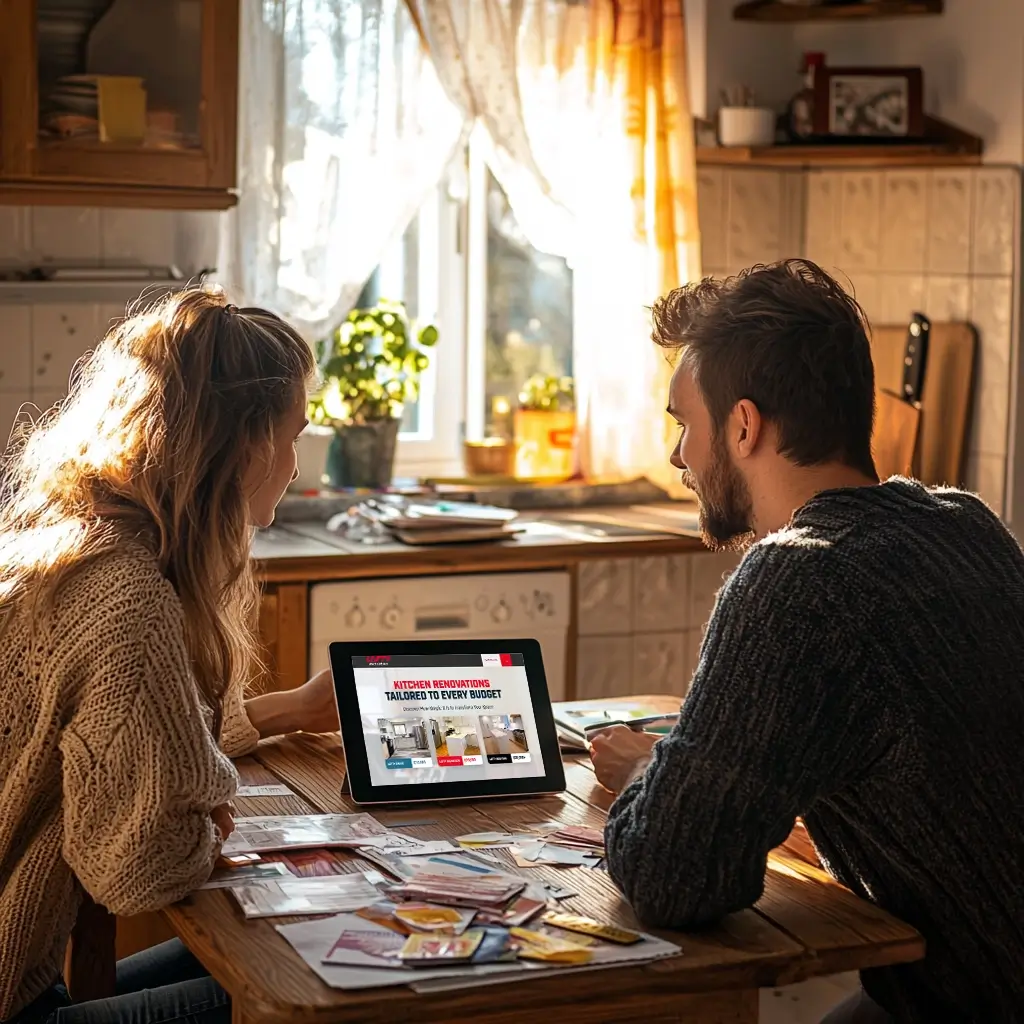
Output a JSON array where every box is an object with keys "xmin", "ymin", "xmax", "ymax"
[{"xmin": 0, "ymin": 543, "xmax": 261, "ymax": 1020}]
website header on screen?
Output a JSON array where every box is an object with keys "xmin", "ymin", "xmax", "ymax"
[{"xmin": 352, "ymin": 653, "xmax": 545, "ymax": 787}]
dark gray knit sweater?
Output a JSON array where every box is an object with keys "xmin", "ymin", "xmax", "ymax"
[{"xmin": 605, "ymin": 480, "xmax": 1024, "ymax": 1023}]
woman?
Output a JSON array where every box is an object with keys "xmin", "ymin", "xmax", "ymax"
[{"xmin": 0, "ymin": 291, "xmax": 339, "ymax": 1024}]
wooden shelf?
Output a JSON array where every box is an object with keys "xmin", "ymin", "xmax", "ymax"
[
  {"xmin": 0, "ymin": 180, "xmax": 236, "ymax": 209},
  {"xmin": 698, "ymin": 116, "xmax": 981, "ymax": 168},
  {"xmin": 734, "ymin": 1, "xmax": 943, "ymax": 22}
]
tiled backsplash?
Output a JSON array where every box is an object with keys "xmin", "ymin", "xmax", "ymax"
[
  {"xmin": 698, "ymin": 166, "xmax": 1022, "ymax": 517},
  {"xmin": 0, "ymin": 206, "xmax": 220, "ymax": 445},
  {"xmin": 2, "ymin": 178, "xmax": 1021, "ymax": 519}
]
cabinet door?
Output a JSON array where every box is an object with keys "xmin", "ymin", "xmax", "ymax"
[
  {"xmin": 634, "ymin": 554, "xmax": 691, "ymax": 633},
  {"xmin": 634, "ymin": 631, "xmax": 689, "ymax": 699},
  {"xmin": 577, "ymin": 559, "xmax": 633, "ymax": 637},
  {"xmin": 2, "ymin": 0, "xmax": 238, "ymax": 201},
  {"xmin": 689, "ymin": 551, "xmax": 741, "ymax": 632},
  {"xmin": 0, "ymin": 0, "xmax": 35, "ymax": 179},
  {"xmin": 576, "ymin": 636, "xmax": 633, "ymax": 700},
  {"xmin": 0, "ymin": 390, "xmax": 33, "ymax": 450},
  {"xmin": 31, "ymin": 304, "xmax": 98, "ymax": 396}
]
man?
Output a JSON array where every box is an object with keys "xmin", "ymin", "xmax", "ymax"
[{"xmin": 591, "ymin": 260, "xmax": 1024, "ymax": 1024}]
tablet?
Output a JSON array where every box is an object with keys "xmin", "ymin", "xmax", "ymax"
[{"xmin": 329, "ymin": 639, "xmax": 567, "ymax": 805}]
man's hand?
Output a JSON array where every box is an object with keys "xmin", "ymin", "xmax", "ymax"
[{"xmin": 588, "ymin": 726, "xmax": 661, "ymax": 794}]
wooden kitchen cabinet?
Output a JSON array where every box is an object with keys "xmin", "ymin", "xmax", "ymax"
[
  {"xmin": 256, "ymin": 583, "xmax": 310, "ymax": 693},
  {"xmin": 0, "ymin": 0, "xmax": 238, "ymax": 209}
]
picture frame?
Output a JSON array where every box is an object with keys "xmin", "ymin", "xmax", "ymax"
[{"xmin": 813, "ymin": 66, "xmax": 924, "ymax": 139}]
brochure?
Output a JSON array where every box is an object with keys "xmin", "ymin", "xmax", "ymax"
[
  {"xmin": 230, "ymin": 872, "xmax": 382, "ymax": 919},
  {"xmin": 551, "ymin": 700, "xmax": 678, "ymax": 750},
  {"xmin": 201, "ymin": 860, "xmax": 292, "ymax": 889},
  {"xmin": 221, "ymin": 813, "xmax": 393, "ymax": 856}
]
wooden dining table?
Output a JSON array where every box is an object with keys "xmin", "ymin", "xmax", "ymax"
[{"xmin": 162, "ymin": 696, "xmax": 924, "ymax": 1024}]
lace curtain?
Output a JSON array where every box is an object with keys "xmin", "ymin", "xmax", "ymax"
[
  {"xmin": 218, "ymin": 0, "xmax": 466, "ymax": 343},
  {"xmin": 413, "ymin": 0, "xmax": 701, "ymax": 491}
]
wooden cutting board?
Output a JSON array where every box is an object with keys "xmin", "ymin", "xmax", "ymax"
[
  {"xmin": 870, "ymin": 322, "xmax": 977, "ymax": 486},
  {"xmin": 873, "ymin": 389, "xmax": 921, "ymax": 480}
]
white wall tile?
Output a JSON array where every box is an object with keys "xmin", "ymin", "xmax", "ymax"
[
  {"xmin": 0, "ymin": 307, "xmax": 33, "ymax": 391},
  {"xmin": 31, "ymin": 304, "xmax": 99, "ymax": 394},
  {"xmin": 836, "ymin": 172, "xmax": 882, "ymax": 272},
  {"xmin": 844, "ymin": 272, "xmax": 881, "ymax": 329},
  {"xmin": 0, "ymin": 208, "xmax": 30, "ymax": 265},
  {"xmin": 576, "ymin": 636, "xmax": 633, "ymax": 700},
  {"xmin": 175, "ymin": 211, "xmax": 221, "ymax": 273},
  {"xmin": 577, "ymin": 559, "xmax": 633, "ymax": 636},
  {"xmin": 971, "ymin": 168, "xmax": 1019, "ymax": 277},
  {"xmin": 804, "ymin": 172, "xmax": 841, "ymax": 271},
  {"xmin": 924, "ymin": 276, "xmax": 971, "ymax": 322},
  {"xmin": 963, "ymin": 452, "xmax": 1006, "ymax": 517},
  {"xmin": 30, "ymin": 207, "xmax": 101, "ymax": 264},
  {"xmin": 926, "ymin": 171, "xmax": 974, "ymax": 275},
  {"xmin": 634, "ymin": 632, "xmax": 689, "ymax": 698},
  {"xmin": 878, "ymin": 274, "xmax": 926, "ymax": 325},
  {"xmin": 698, "ymin": 168, "xmax": 728, "ymax": 271},
  {"xmin": 633, "ymin": 554, "xmax": 691, "ymax": 633},
  {"xmin": 880, "ymin": 170, "xmax": 928, "ymax": 273},
  {"xmin": 968, "ymin": 276, "xmax": 1014, "ymax": 455},
  {"xmin": 727, "ymin": 170, "xmax": 782, "ymax": 271},
  {"xmin": 100, "ymin": 209, "xmax": 176, "ymax": 266}
]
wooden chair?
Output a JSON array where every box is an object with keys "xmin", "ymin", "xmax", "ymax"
[{"xmin": 64, "ymin": 895, "xmax": 116, "ymax": 1002}]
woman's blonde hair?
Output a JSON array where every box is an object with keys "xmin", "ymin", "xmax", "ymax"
[{"xmin": 0, "ymin": 289, "xmax": 316, "ymax": 730}]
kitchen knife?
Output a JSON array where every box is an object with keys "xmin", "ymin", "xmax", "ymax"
[{"xmin": 901, "ymin": 312, "xmax": 931, "ymax": 405}]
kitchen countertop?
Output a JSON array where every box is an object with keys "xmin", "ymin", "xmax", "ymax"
[{"xmin": 254, "ymin": 503, "xmax": 706, "ymax": 582}]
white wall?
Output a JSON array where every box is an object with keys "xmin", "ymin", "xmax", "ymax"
[
  {"xmin": 703, "ymin": 0, "xmax": 1024, "ymax": 165},
  {"xmin": 0, "ymin": 207, "xmax": 220, "ymax": 444}
]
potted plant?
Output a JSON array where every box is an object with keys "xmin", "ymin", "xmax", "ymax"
[
  {"xmin": 309, "ymin": 301, "xmax": 439, "ymax": 489},
  {"xmin": 514, "ymin": 374, "xmax": 576, "ymax": 481}
]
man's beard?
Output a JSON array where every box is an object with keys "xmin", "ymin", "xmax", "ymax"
[{"xmin": 681, "ymin": 431, "xmax": 754, "ymax": 552}]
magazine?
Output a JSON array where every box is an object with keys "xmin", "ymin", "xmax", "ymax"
[
  {"xmin": 221, "ymin": 813, "xmax": 396, "ymax": 856},
  {"xmin": 230, "ymin": 872, "xmax": 382, "ymax": 919}
]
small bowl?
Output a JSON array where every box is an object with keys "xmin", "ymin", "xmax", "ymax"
[
  {"xmin": 718, "ymin": 106, "xmax": 776, "ymax": 147},
  {"xmin": 463, "ymin": 439, "xmax": 514, "ymax": 477}
]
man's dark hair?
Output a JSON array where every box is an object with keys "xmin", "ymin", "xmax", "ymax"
[{"xmin": 651, "ymin": 259, "xmax": 877, "ymax": 478}]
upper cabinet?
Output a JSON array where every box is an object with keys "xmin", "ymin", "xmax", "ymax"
[{"xmin": 0, "ymin": 0, "xmax": 238, "ymax": 209}]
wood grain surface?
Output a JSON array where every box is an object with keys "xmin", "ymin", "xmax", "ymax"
[{"xmin": 163, "ymin": 696, "xmax": 924, "ymax": 1023}]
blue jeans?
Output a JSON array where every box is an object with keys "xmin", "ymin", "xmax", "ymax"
[{"xmin": 13, "ymin": 940, "xmax": 229, "ymax": 1024}]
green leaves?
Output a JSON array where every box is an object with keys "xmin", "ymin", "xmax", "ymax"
[
  {"xmin": 310, "ymin": 300, "xmax": 440, "ymax": 425},
  {"xmin": 518, "ymin": 374, "xmax": 575, "ymax": 412}
]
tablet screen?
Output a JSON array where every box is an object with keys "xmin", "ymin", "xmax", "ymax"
[{"xmin": 330, "ymin": 640, "xmax": 565, "ymax": 804}]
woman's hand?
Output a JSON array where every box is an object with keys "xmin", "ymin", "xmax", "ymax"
[
  {"xmin": 296, "ymin": 669, "xmax": 340, "ymax": 734},
  {"xmin": 211, "ymin": 803, "xmax": 235, "ymax": 841},
  {"xmin": 244, "ymin": 669, "xmax": 340, "ymax": 740}
]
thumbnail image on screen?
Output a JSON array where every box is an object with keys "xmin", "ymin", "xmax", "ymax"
[
  {"xmin": 479, "ymin": 713, "xmax": 531, "ymax": 765},
  {"xmin": 428, "ymin": 716, "xmax": 483, "ymax": 762},
  {"xmin": 376, "ymin": 717, "xmax": 434, "ymax": 770}
]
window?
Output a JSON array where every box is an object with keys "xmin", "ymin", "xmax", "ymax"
[
  {"xmin": 359, "ymin": 140, "xmax": 575, "ymax": 477},
  {"xmin": 359, "ymin": 178, "xmax": 467, "ymax": 477}
]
